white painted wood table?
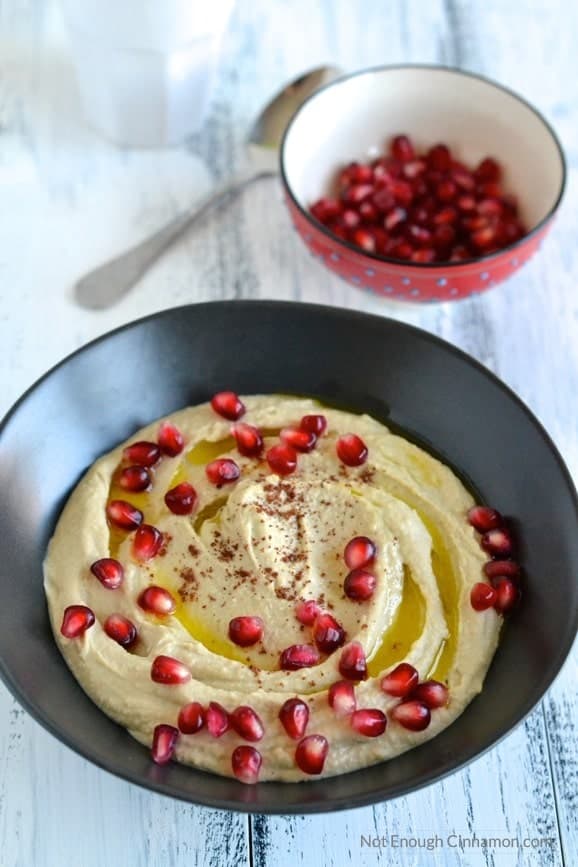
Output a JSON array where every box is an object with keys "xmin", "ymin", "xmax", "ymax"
[{"xmin": 0, "ymin": 1, "xmax": 577, "ymax": 865}]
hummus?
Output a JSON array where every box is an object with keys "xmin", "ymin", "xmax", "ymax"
[{"xmin": 44, "ymin": 395, "xmax": 501, "ymax": 782}]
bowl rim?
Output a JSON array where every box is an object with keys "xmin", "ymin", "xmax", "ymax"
[
  {"xmin": 280, "ymin": 63, "xmax": 567, "ymax": 270},
  {"xmin": 1, "ymin": 299, "xmax": 578, "ymax": 813}
]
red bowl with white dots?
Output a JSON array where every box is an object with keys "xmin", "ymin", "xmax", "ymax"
[{"xmin": 280, "ymin": 65, "xmax": 566, "ymax": 303}]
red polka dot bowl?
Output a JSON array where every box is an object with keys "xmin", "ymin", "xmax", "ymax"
[{"xmin": 280, "ymin": 65, "xmax": 566, "ymax": 303}]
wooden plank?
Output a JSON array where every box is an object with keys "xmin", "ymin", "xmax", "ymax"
[
  {"xmin": 252, "ymin": 713, "xmax": 563, "ymax": 867},
  {"xmin": 435, "ymin": 3, "xmax": 578, "ymax": 863},
  {"xmin": 0, "ymin": 685, "xmax": 250, "ymax": 867}
]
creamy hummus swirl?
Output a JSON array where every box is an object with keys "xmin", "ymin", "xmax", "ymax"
[{"xmin": 44, "ymin": 396, "xmax": 501, "ymax": 781}]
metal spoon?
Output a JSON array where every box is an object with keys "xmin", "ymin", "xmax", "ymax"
[{"xmin": 75, "ymin": 65, "xmax": 342, "ymax": 310}]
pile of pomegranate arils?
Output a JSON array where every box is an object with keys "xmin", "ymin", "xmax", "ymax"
[{"xmin": 309, "ymin": 135, "xmax": 527, "ymax": 263}]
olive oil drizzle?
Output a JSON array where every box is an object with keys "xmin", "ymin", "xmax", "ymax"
[{"xmin": 105, "ymin": 429, "xmax": 459, "ymax": 681}]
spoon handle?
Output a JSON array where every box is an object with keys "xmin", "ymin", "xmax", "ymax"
[{"xmin": 74, "ymin": 168, "xmax": 275, "ymax": 310}]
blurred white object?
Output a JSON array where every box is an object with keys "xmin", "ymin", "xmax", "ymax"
[{"xmin": 61, "ymin": 0, "xmax": 234, "ymax": 147}]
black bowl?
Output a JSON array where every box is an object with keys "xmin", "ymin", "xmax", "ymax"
[{"xmin": 0, "ymin": 301, "xmax": 576, "ymax": 813}]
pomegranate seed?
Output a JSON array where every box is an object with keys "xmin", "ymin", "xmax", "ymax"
[
  {"xmin": 344, "ymin": 569, "xmax": 377, "ymax": 601},
  {"xmin": 433, "ymin": 224, "xmax": 456, "ymax": 250},
  {"xmin": 452, "ymin": 168, "xmax": 476, "ymax": 191},
  {"xmin": 493, "ymin": 577, "xmax": 519, "ymax": 614},
  {"xmin": 339, "ymin": 641, "xmax": 368, "ymax": 681},
  {"xmin": 314, "ymin": 613, "xmax": 346, "ymax": 653},
  {"xmin": 479, "ymin": 181, "xmax": 503, "ymax": 199},
  {"xmin": 104, "ymin": 613, "xmax": 137, "ymax": 648},
  {"xmin": 90, "ymin": 557, "xmax": 124, "ymax": 590},
  {"xmin": 138, "ymin": 585, "xmax": 176, "ymax": 616},
  {"xmin": 231, "ymin": 706, "xmax": 265, "ymax": 742},
  {"xmin": 300, "ymin": 414, "xmax": 327, "ymax": 436},
  {"xmin": 390, "ymin": 239, "xmax": 412, "ymax": 260},
  {"xmin": 343, "ymin": 183, "xmax": 374, "ymax": 205},
  {"xmin": 178, "ymin": 701, "xmax": 205, "ymax": 734},
  {"xmin": 478, "ymin": 198, "xmax": 503, "ymax": 217},
  {"xmin": 328, "ymin": 680, "xmax": 356, "ymax": 717},
  {"xmin": 60, "ymin": 605, "xmax": 95, "ymax": 639},
  {"xmin": 157, "ymin": 421, "xmax": 184, "ymax": 456},
  {"xmin": 132, "ymin": 524, "xmax": 163, "ymax": 562},
  {"xmin": 463, "ymin": 215, "xmax": 489, "ymax": 231},
  {"xmin": 436, "ymin": 180, "xmax": 457, "ymax": 202},
  {"xmin": 382, "ymin": 156, "xmax": 403, "ymax": 177},
  {"xmin": 484, "ymin": 559, "xmax": 521, "ymax": 581},
  {"xmin": 373, "ymin": 227, "xmax": 389, "ymax": 254},
  {"xmin": 231, "ymin": 745, "xmax": 262, "ymax": 784},
  {"xmin": 411, "ymin": 248, "xmax": 436, "ymax": 263},
  {"xmin": 411, "ymin": 204, "xmax": 433, "ymax": 226},
  {"xmin": 345, "ymin": 162, "xmax": 374, "ymax": 184},
  {"xmin": 351, "ymin": 708, "xmax": 387, "ymax": 737},
  {"xmin": 359, "ymin": 201, "xmax": 379, "ymax": 223},
  {"xmin": 231, "ymin": 422, "xmax": 264, "ymax": 457},
  {"xmin": 380, "ymin": 662, "xmax": 419, "ymax": 698},
  {"xmin": 390, "ymin": 700, "xmax": 431, "ymax": 731},
  {"xmin": 414, "ymin": 179, "xmax": 430, "ymax": 199},
  {"xmin": 165, "ymin": 482, "xmax": 197, "ymax": 515},
  {"xmin": 151, "ymin": 724, "xmax": 179, "ymax": 765},
  {"xmin": 352, "ymin": 228, "xmax": 376, "ymax": 253},
  {"xmin": 433, "ymin": 206, "xmax": 457, "ymax": 225},
  {"xmin": 340, "ymin": 208, "xmax": 361, "ymax": 230},
  {"xmin": 228, "ymin": 616, "xmax": 264, "ymax": 647},
  {"xmin": 497, "ymin": 219, "xmax": 524, "ymax": 245},
  {"xmin": 391, "ymin": 134, "xmax": 415, "ymax": 162},
  {"xmin": 470, "ymin": 582, "xmax": 497, "ymax": 611},
  {"xmin": 427, "ymin": 143, "xmax": 451, "ymax": 171},
  {"xmin": 206, "ymin": 702, "xmax": 230, "ymax": 737},
  {"xmin": 410, "ymin": 680, "xmax": 449, "ymax": 708},
  {"xmin": 384, "ymin": 206, "xmax": 407, "ymax": 231},
  {"xmin": 402, "ymin": 159, "xmax": 426, "ymax": 179},
  {"xmin": 280, "ymin": 427, "xmax": 317, "ymax": 453},
  {"xmin": 295, "ymin": 599, "xmax": 321, "ymax": 626},
  {"xmin": 210, "ymin": 391, "xmax": 245, "ymax": 421},
  {"xmin": 406, "ymin": 224, "xmax": 432, "ymax": 246},
  {"xmin": 372, "ymin": 163, "xmax": 393, "ymax": 185},
  {"xmin": 330, "ymin": 219, "xmax": 349, "ymax": 239},
  {"xmin": 119, "ymin": 465, "xmax": 151, "ymax": 492},
  {"xmin": 266, "ymin": 444, "xmax": 297, "ymax": 476},
  {"xmin": 471, "ymin": 226, "xmax": 496, "ymax": 250},
  {"xmin": 481, "ymin": 527, "xmax": 514, "ymax": 557},
  {"xmin": 372, "ymin": 188, "xmax": 395, "ymax": 213},
  {"xmin": 336, "ymin": 434, "xmax": 368, "ymax": 467},
  {"xmin": 311, "ymin": 198, "xmax": 342, "ymax": 224},
  {"xmin": 295, "ymin": 734, "xmax": 328, "ymax": 775},
  {"xmin": 106, "ymin": 499, "xmax": 143, "ymax": 531},
  {"xmin": 467, "ymin": 506, "xmax": 503, "ymax": 533},
  {"xmin": 151, "ymin": 655, "xmax": 191, "ymax": 685},
  {"xmin": 344, "ymin": 536, "xmax": 376, "ymax": 570},
  {"xmin": 456, "ymin": 194, "xmax": 477, "ymax": 213},
  {"xmin": 205, "ymin": 458, "xmax": 240, "ymax": 486},
  {"xmin": 123, "ymin": 441, "xmax": 161, "ymax": 467},
  {"xmin": 476, "ymin": 157, "xmax": 501, "ymax": 182},
  {"xmin": 450, "ymin": 245, "xmax": 471, "ymax": 261},
  {"xmin": 279, "ymin": 698, "xmax": 309, "ymax": 739},
  {"xmin": 391, "ymin": 179, "xmax": 413, "ymax": 207},
  {"xmin": 280, "ymin": 644, "xmax": 320, "ymax": 670}
]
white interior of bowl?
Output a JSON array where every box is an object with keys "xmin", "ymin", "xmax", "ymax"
[{"xmin": 283, "ymin": 67, "xmax": 564, "ymax": 230}]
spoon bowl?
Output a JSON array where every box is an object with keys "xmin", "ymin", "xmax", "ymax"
[{"xmin": 247, "ymin": 66, "xmax": 342, "ymax": 172}]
